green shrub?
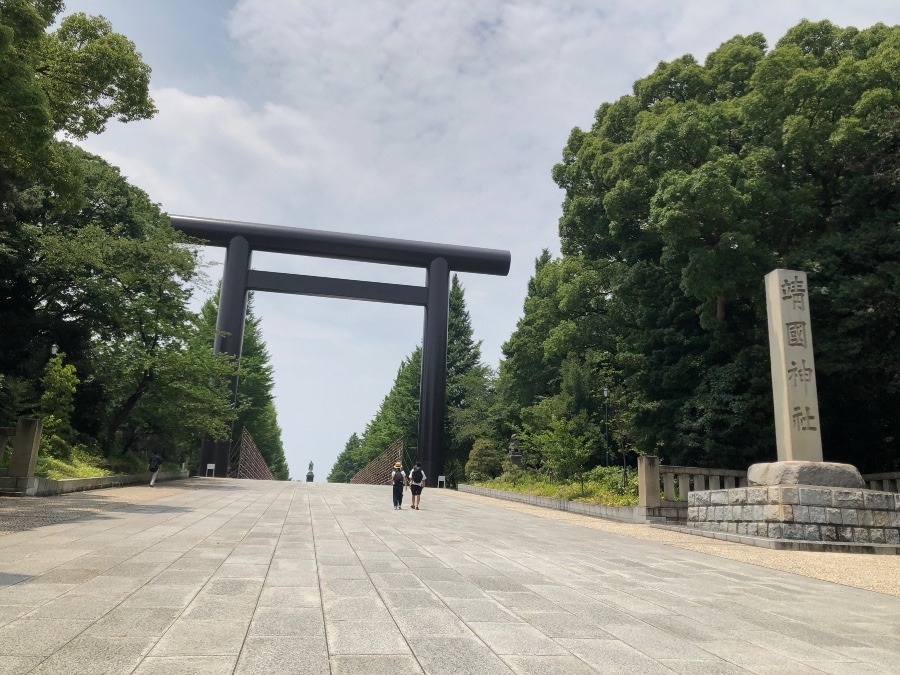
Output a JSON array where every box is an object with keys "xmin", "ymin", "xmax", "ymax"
[{"xmin": 464, "ymin": 439, "xmax": 505, "ymax": 481}]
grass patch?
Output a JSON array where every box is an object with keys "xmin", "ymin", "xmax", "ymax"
[
  {"xmin": 473, "ymin": 467, "xmax": 639, "ymax": 507},
  {"xmin": 35, "ymin": 447, "xmax": 114, "ymax": 480},
  {"xmin": 34, "ymin": 447, "xmax": 156, "ymax": 480}
]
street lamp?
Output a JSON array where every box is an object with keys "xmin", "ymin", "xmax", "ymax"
[
  {"xmin": 50, "ymin": 343, "xmax": 59, "ymax": 355},
  {"xmin": 603, "ymin": 387, "xmax": 610, "ymax": 466}
]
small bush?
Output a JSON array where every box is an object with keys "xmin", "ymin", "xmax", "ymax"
[{"xmin": 465, "ymin": 439, "xmax": 505, "ymax": 482}]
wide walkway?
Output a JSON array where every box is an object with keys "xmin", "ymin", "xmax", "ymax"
[{"xmin": 0, "ymin": 479, "xmax": 898, "ymax": 674}]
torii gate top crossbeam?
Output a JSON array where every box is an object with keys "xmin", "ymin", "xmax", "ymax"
[{"xmin": 170, "ymin": 215, "xmax": 510, "ymax": 275}]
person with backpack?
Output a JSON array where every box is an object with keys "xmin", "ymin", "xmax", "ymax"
[
  {"xmin": 148, "ymin": 452, "xmax": 163, "ymax": 487},
  {"xmin": 408, "ymin": 462, "xmax": 427, "ymax": 510},
  {"xmin": 390, "ymin": 461, "xmax": 407, "ymax": 509}
]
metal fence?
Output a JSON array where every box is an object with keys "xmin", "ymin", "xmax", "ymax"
[{"xmin": 349, "ymin": 438, "xmax": 404, "ymax": 484}]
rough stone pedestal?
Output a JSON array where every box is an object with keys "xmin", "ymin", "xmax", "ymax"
[{"xmin": 748, "ymin": 461, "xmax": 864, "ymax": 488}]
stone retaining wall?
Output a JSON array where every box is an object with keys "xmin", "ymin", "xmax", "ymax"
[
  {"xmin": 458, "ymin": 484, "xmax": 649, "ymax": 523},
  {"xmin": 688, "ymin": 486, "xmax": 900, "ymax": 544},
  {"xmin": 0, "ymin": 470, "xmax": 189, "ymax": 496}
]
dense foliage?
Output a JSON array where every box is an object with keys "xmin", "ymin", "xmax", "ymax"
[
  {"xmin": 0, "ymin": 2, "xmax": 244, "ymax": 473},
  {"xmin": 500, "ymin": 19, "xmax": 899, "ymax": 476},
  {"xmin": 197, "ymin": 294, "xmax": 290, "ymax": 479}
]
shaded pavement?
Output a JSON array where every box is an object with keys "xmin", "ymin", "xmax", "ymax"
[{"xmin": 0, "ymin": 479, "xmax": 898, "ymax": 674}]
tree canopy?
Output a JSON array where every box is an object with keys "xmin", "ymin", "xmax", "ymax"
[
  {"xmin": 499, "ymin": 19, "xmax": 899, "ymax": 476},
  {"xmin": 0, "ymin": 2, "xmax": 236, "ymax": 472},
  {"xmin": 197, "ymin": 293, "xmax": 290, "ymax": 479}
]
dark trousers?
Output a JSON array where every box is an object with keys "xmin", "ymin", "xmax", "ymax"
[{"xmin": 392, "ymin": 483, "xmax": 404, "ymax": 507}]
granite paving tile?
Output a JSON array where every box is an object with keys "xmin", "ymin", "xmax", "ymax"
[
  {"xmin": 131, "ymin": 655, "xmax": 238, "ymax": 674},
  {"xmin": 467, "ymin": 620, "xmax": 568, "ymax": 655},
  {"xmin": 390, "ymin": 607, "xmax": 471, "ymax": 636},
  {"xmin": 407, "ymin": 635, "xmax": 516, "ymax": 675},
  {"xmin": 329, "ymin": 654, "xmax": 424, "ymax": 674},
  {"xmin": 236, "ymin": 636, "xmax": 332, "ymax": 674},
  {"xmin": 0, "ymin": 618, "xmax": 92, "ymax": 656},
  {"xmin": 0, "ymin": 656, "xmax": 42, "ymax": 674},
  {"xmin": 249, "ymin": 605, "xmax": 325, "ymax": 636},
  {"xmin": 1, "ymin": 479, "xmax": 898, "ymax": 674},
  {"xmin": 516, "ymin": 609, "xmax": 612, "ymax": 638},
  {"xmin": 557, "ymin": 637, "xmax": 679, "ymax": 674},
  {"xmin": 149, "ymin": 618, "xmax": 249, "ymax": 656},
  {"xmin": 325, "ymin": 618, "xmax": 409, "ymax": 655},
  {"xmin": 85, "ymin": 606, "xmax": 182, "ymax": 637},
  {"xmin": 27, "ymin": 635, "xmax": 153, "ymax": 675},
  {"xmin": 322, "ymin": 596, "xmax": 392, "ymax": 622},
  {"xmin": 501, "ymin": 654, "xmax": 605, "ymax": 675},
  {"xmin": 658, "ymin": 658, "xmax": 752, "ymax": 674}
]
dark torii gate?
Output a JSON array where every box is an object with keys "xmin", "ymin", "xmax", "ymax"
[{"xmin": 170, "ymin": 215, "xmax": 510, "ymax": 487}]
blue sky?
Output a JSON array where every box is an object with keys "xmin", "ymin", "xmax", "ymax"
[{"xmin": 63, "ymin": 1, "xmax": 900, "ymax": 479}]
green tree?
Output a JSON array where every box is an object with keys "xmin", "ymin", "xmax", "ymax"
[
  {"xmin": 545, "ymin": 19, "xmax": 900, "ymax": 471},
  {"xmin": 197, "ymin": 292, "xmax": 289, "ymax": 479},
  {"xmin": 464, "ymin": 438, "xmax": 504, "ymax": 482},
  {"xmin": 443, "ymin": 275, "xmax": 492, "ymax": 483},
  {"xmin": 328, "ymin": 432, "xmax": 363, "ymax": 482},
  {"xmin": 0, "ymin": 1, "xmax": 155, "ymax": 210},
  {"xmin": 1, "ymin": 0, "xmax": 156, "ymax": 425},
  {"xmin": 37, "ymin": 351, "xmax": 78, "ymax": 458}
]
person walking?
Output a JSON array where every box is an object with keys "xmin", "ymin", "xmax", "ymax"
[
  {"xmin": 390, "ymin": 461, "xmax": 407, "ymax": 509},
  {"xmin": 148, "ymin": 452, "xmax": 163, "ymax": 487},
  {"xmin": 408, "ymin": 462, "xmax": 427, "ymax": 510}
]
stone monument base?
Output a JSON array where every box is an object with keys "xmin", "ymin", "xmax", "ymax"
[
  {"xmin": 687, "ymin": 484, "xmax": 900, "ymax": 547},
  {"xmin": 747, "ymin": 461, "xmax": 864, "ymax": 488}
]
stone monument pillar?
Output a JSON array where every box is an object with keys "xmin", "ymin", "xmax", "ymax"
[
  {"xmin": 679, "ymin": 270, "xmax": 899, "ymax": 550},
  {"xmin": 764, "ymin": 269, "xmax": 823, "ymax": 462},
  {"xmin": 9, "ymin": 418, "xmax": 42, "ymax": 478}
]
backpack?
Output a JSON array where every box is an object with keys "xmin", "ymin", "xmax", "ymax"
[
  {"xmin": 149, "ymin": 456, "xmax": 161, "ymax": 471},
  {"xmin": 392, "ymin": 469, "xmax": 405, "ymax": 485},
  {"xmin": 411, "ymin": 468, "xmax": 423, "ymax": 483}
]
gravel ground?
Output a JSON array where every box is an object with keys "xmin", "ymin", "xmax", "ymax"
[{"xmin": 453, "ymin": 490, "xmax": 900, "ymax": 597}]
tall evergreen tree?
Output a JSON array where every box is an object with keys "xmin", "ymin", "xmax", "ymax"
[
  {"xmin": 330, "ymin": 276, "xmax": 492, "ymax": 482},
  {"xmin": 198, "ymin": 292, "xmax": 289, "ymax": 479},
  {"xmin": 327, "ymin": 432, "xmax": 363, "ymax": 483}
]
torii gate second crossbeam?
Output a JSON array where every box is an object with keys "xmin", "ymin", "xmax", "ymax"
[{"xmin": 170, "ymin": 215, "xmax": 511, "ymax": 487}]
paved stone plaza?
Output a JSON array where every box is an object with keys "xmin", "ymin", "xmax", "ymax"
[{"xmin": 1, "ymin": 479, "xmax": 898, "ymax": 674}]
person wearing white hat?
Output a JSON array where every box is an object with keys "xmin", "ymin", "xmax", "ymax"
[{"xmin": 390, "ymin": 461, "xmax": 407, "ymax": 509}]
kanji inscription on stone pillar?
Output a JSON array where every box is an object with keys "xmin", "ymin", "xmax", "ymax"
[{"xmin": 765, "ymin": 269, "xmax": 823, "ymax": 462}]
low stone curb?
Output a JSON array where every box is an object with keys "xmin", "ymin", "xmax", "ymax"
[
  {"xmin": 653, "ymin": 523, "xmax": 900, "ymax": 555},
  {"xmin": 0, "ymin": 470, "xmax": 189, "ymax": 496},
  {"xmin": 458, "ymin": 483, "xmax": 650, "ymax": 523}
]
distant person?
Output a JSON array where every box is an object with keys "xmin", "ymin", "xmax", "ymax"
[
  {"xmin": 408, "ymin": 462, "xmax": 427, "ymax": 510},
  {"xmin": 148, "ymin": 452, "xmax": 162, "ymax": 487},
  {"xmin": 391, "ymin": 461, "xmax": 407, "ymax": 509}
]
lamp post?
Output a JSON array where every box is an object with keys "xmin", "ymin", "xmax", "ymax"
[
  {"xmin": 603, "ymin": 387, "xmax": 610, "ymax": 466},
  {"xmin": 50, "ymin": 344, "xmax": 59, "ymax": 356}
]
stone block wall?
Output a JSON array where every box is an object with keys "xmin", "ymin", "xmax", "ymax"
[{"xmin": 687, "ymin": 486, "xmax": 900, "ymax": 544}]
